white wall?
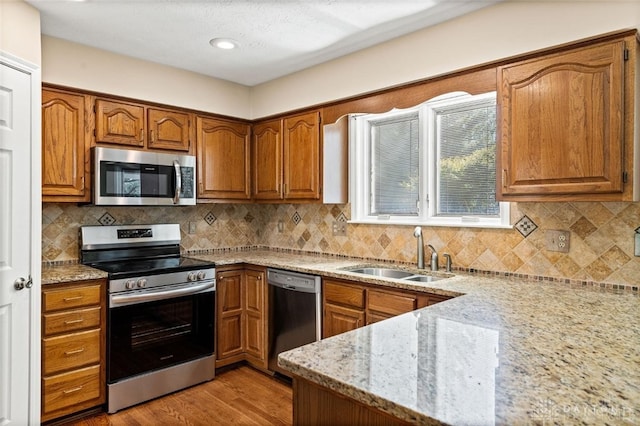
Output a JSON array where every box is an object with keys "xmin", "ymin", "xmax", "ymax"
[
  {"xmin": 42, "ymin": 36, "xmax": 252, "ymax": 118},
  {"xmin": 0, "ymin": 0, "xmax": 41, "ymax": 65},
  {"xmin": 250, "ymin": 1, "xmax": 640, "ymax": 118}
]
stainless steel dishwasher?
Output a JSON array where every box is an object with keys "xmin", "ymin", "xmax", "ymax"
[{"xmin": 267, "ymin": 268, "xmax": 321, "ymax": 377}]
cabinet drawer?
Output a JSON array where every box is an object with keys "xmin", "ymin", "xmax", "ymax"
[
  {"xmin": 43, "ymin": 284, "xmax": 101, "ymax": 312},
  {"xmin": 42, "ymin": 365, "xmax": 101, "ymax": 416},
  {"xmin": 43, "ymin": 329, "xmax": 101, "ymax": 376},
  {"xmin": 427, "ymin": 293, "xmax": 452, "ymax": 306},
  {"xmin": 324, "ymin": 281, "xmax": 365, "ymax": 308},
  {"xmin": 367, "ymin": 289, "xmax": 416, "ymax": 316},
  {"xmin": 43, "ymin": 307, "xmax": 101, "ymax": 336}
]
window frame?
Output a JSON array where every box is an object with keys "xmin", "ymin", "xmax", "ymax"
[{"xmin": 349, "ymin": 91, "xmax": 511, "ymax": 229}]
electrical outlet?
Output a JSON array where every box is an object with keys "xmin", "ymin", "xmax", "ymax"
[
  {"xmin": 332, "ymin": 221, "xmax": 347, "ymax": 236},
  {"xmin": 545, "ymin": 230, "xmax": 570, "ymax": 253},
  {"xmin": 188, "ymin": 221, "xmax": 197, "ymax": 234},
  {"xmin": 277, "ymin": 220, "xmax": 284, "ymax": 233}
]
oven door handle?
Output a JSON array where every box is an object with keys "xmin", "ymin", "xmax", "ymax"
[
  {"xmin": 110, "ymin": 280, "xmax": 215, "ymax": 307},
  {"xmin": 173, "ymin": 160, "xmax": 182, "ymax": 205}
]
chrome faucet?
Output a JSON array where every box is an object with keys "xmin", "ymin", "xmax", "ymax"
[
  {"xmin": 413, "ymin": 226, "xmax": 424, "ymax": 269},
  {"xmin": 443, "ymin": 253, "xmax": 452, "ymax": 273},
  {"xmin": 427, "ymin": 244, "xmax": 439, "ymax": 271}
]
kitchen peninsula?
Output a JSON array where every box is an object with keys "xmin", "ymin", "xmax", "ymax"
[{"xmin": 193, "ymin": 251, "xmax": 639, "ymax": 425}]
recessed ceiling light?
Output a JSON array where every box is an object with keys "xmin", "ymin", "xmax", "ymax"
[{"xmin": 209, "ymin": 38, "xmax": 239, "ymax": 50}]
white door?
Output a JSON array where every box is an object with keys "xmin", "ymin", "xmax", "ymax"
[{"xmin": 0, "ymin": 60, "xmax": 37, "ymax": 425}]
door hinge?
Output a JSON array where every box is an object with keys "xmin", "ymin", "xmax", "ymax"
[
  {"xmin": 623, "ymin": 171, "xmax": 628, "ymax": 183},
  {"xmin": 624, "ymin": 48, "xmax": 629, "ymax": 61}
]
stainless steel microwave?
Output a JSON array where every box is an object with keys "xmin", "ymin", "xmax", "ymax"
[{"xmin": 93, "ymin": 147, "xmax": 196, "ymax": 206}]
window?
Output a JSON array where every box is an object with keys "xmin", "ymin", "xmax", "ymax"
[{"xmin": 350, "ymin": 91, "xmax": 510, "ymax": 228}]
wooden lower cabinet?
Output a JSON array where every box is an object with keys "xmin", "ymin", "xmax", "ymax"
[
  {"xmin": 293, "ymin": 378, "xmax": 410, "ymax": 426},
  {"xmin": 41, "ymin": 279, "xmax": 106, "ymax": 423},
  {"xmin": 324, "ymin": 303, "xmax": 365, "ymax": 337},
  {"xmin": 322, "ymin": 277, "xmax": 452, "ymax": 337},
  {"xmin": 215, "ymin": 266, "xmax": 267, "ymax": 369}
]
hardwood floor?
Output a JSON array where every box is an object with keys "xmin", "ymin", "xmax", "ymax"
[{"xmin": 61, "ymin": 366, "xmax": 292, "ymax": 426}]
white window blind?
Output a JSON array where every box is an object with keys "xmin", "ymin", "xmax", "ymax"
[{"xmin": 370, "ymin": 113, "xmax": 420, "ymax": 215}]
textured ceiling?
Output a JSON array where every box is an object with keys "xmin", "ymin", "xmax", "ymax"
[{"xmin": 28, "ymin": 0, "xmax": 500, "ymax": 86}]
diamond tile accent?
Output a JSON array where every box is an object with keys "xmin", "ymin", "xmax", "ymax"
[
  {"xmin": 515, "ymin": 215, "xmax": 537, "ymax": 237},
  {"xmin": 337, "ymin": 212, "xmax": 347, "ymax": 222},
  {"xmin": 204, "ymin": 211, "xmax": 217, "ymax": 226},
  {"xmin": 98, "ymin": 212, "xmax": 116, "ymax": 226},
  {"xmin": 292, "ymin": 211, "xmax": 301, "ymax": 225}
]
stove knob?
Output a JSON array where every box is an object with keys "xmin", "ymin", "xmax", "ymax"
[
  {"xmin": 137, "ymin": 278, "xmax": 147, "ymax": 288},
  {"xmin": 187, "ymin": 271, "xmax": 197, "ymax": 282},
  {"xmin": 125, "ymin": 279, "xmax": 136, "ymax": 290},
  {"xmin": 197, "ymin": 271, "xmax": 206, "ymax": 280}
]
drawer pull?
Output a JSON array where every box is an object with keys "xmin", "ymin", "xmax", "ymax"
[
  {"xmin": 64, "ymin": 319, "xmax": 84, "ymax": 325},
  {"xmin": 63, "ymin": 296, "xmax": 83, "ymax": 302},
  {"xmin": 62, "ymin": 386, "xmax": 83, "ymax": 395},
  {"xmin": 64, "ymin": 348, "xmax": 85, "ymax": 356}
]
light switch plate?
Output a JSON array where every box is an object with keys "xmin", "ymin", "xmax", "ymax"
[
  {"xmin": 635, "ymin": 230, "xmax": 640, "ymax": 256},
  {"xmin": 188, "ymin": 221, "xmax": 197, "ymax": 234},
  {"xmin": 546, "ymin": 230, "xmax": 570, "ymax": 253}
]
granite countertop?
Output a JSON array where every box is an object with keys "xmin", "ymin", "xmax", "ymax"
[
  {"xmin": 42, "ymin": 263, "xmax": 108, "ymax": 285},
  {"xmin": 43, "ymin": 250, "xmax": 640, "ymax": 424}
]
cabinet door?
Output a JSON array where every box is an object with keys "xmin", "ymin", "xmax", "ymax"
[
  {"xmin": 244, "ymin": 268, "xmax": 266, "ymax": 366},
  {"xmin": 42, "ymin": 89, "xmax": 89, "ymax": 201},
  {"xmin": 283, "ymin": 111, "xmax": 321, "ymax": 200},
  {"xmin": 197, "ymin": 116, "xmax": 251, "ymax": 200},
  {"xmin": 148, "ymin": 108, "xmax": 191, "ymax": 152},
  {"xmin": 498, "ymin": 39, "xmax": 626, "ymax": 199},
  {"xmin": 95, "ymin": 99, "xmax": 145, "ymax": 147},
  {"xmin": 216, "ymin": 270, "xmax": 244, "ymax": 359},
  {"xmin": 252, "ymin": 119, "xmax": 283, "ymax": 200},
  {"xmin": 323, "ymin": 303, "xmax": 364, "ymax": 338}
]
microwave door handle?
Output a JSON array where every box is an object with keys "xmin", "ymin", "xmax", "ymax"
[{"xmin": 173, "ymin": 160, "xmax": 182, "ymax": 204}]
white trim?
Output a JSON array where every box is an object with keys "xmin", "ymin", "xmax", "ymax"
[
  {"xmin": 350, "ymin": 91, "xmax": 510, "ymax": 229},
  {"xmin": 0, "ymin": 50, "xmax": 42, "ymax": 426}
]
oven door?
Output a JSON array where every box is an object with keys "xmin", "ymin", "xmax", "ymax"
[{"xmin": 108, "ymin": 282, "xmax": 215, "ymax": 384}]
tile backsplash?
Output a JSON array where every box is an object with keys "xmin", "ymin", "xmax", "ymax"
[{"xmin": 42, "ymin": 201, "xmax": 640, "ymax": 287}]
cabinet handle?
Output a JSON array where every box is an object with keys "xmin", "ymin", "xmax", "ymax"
[
  {"xmin": 64, "ymin": 348, "xmax": 85, "ymax": 356},
  {"xmin": 62, "ymin": 386, "xmax": 83, "ymax": 395},
  {"xmin": 150, "ymin": 129, "xmax": 155, "ymax": 142},
  {"xmin": 63, "ymin": 296, "xmax": 83, "ymax": 302},
  {"xmin": 257, "ymin": 275, "xmax": 262, "ymax": 280},
  {"xmin": 64, "ymin": 319, "xmax": 84, "ymax": 325},
  {"xmin": 140, "ymin": 128, "xmax": 144, "ymax": 141},
  {"xmin": 502, "ymin": 169, "xmax": 508, "ymax": 189}
]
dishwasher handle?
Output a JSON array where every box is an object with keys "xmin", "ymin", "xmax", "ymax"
[{"xmin": 267, "ymin": 268, "xmax": 320, "ymax": 294}]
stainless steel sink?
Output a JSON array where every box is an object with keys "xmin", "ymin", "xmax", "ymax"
[
  {"xmin": 344, "ymin": 267, "xmax": 447, "ymax": 283},
  {"xmin": 346, "ymin": 268, "xmax": 414, "ymax": 279}
]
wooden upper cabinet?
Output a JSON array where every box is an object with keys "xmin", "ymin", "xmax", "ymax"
[
  {"xmin": 283, "ymin": 111, "xmax": 321, "ymax": 200},
  {"xmin": 148, "ymin": 108, "xmax": 190, "ymax": 151},
  {"xmin": 42, "ymin": 89, "xmax": 90, "ymax": 202},
  {"xmin": 252, "ymin": 119, "xmax": 283, "ymax": 200},
  {"xmin": 497, "ymin": 36, "xmax": 634, "ymax": 200},
  {"xmin": 95, "ymin": 99, "xmax": 145, "ymax": 147},
  {"xmin": 196, "ymin": 116, "xmax": 251, "ymax": 200}
]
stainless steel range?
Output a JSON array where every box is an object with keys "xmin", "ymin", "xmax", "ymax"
[{"xmin": 80, "ymin": 223, "xmax": 216, "ymax": 414}]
